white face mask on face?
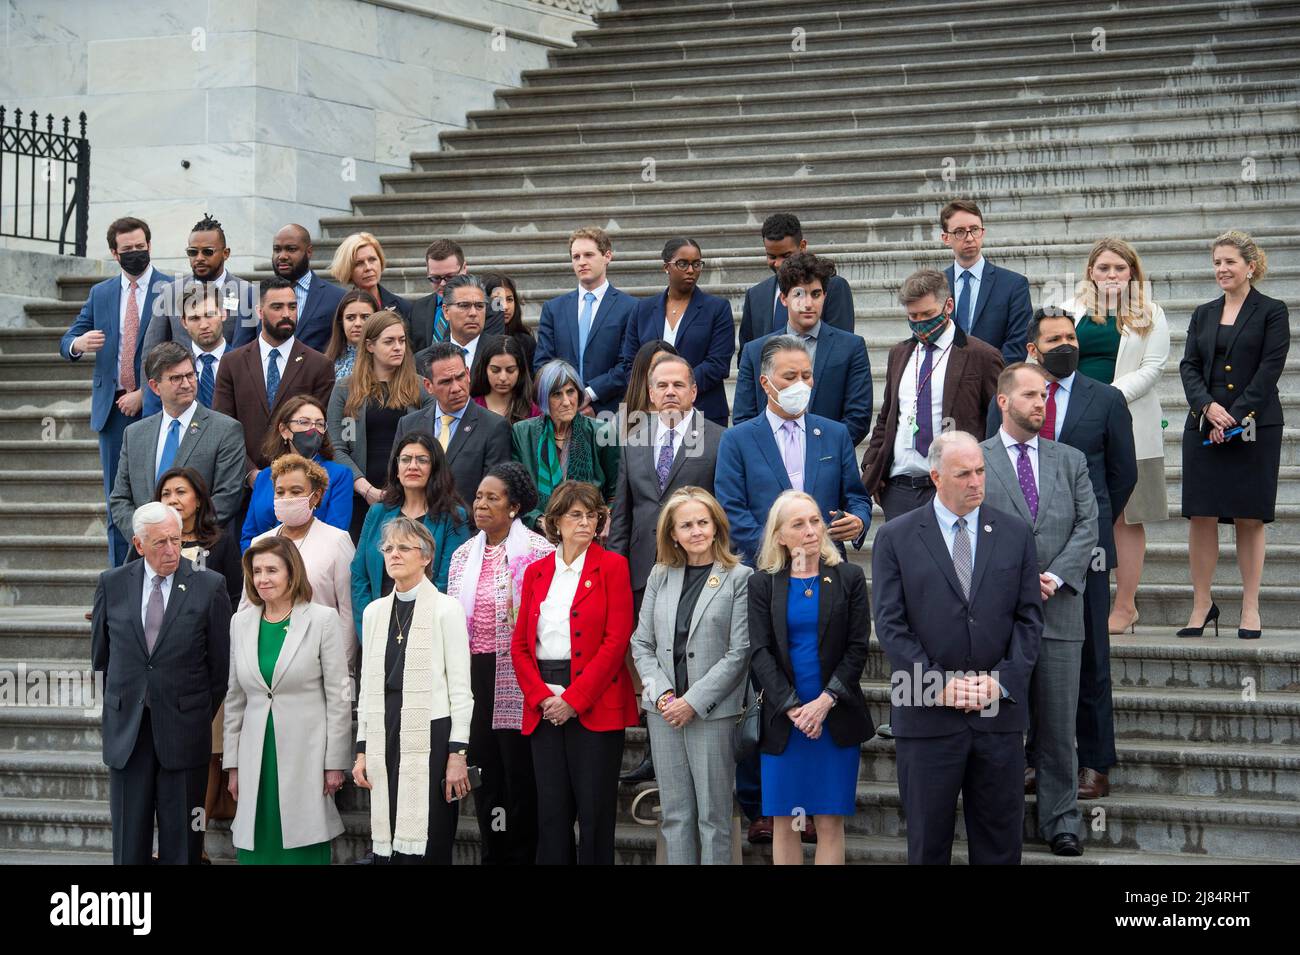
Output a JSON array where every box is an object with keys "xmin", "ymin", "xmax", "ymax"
[{"xmin": 769, "ymin": 379, "xmax": 811, "ymax": 416}]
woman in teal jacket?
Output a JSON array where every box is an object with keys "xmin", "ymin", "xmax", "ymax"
[{"xmin": 351, "ymin": 432, "xmax": 470, "ymax": 636}]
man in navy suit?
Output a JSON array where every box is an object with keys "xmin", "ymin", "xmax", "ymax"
[
  {"xmin": 987, "ymin": 308, "xmax": 1136, "ymax": 801},
  {"xmin": 534, "ymin": 227, "xmax": 635, "ymax": 416},
  {"xmin": 737, "ymin": 212, "xmax": 856, "ymax": 361},
  {"xmin": 941, "ymin": 199, "xmax": 1032, "ymax": 363},
  {"xmin": 733, "ymin": 252, "xmax": 873, "ymax": 445},
  {"xmin": 872, "ymin": 431, "xmax": 1043, "ymax": 864},
  {"xmin": 60, "ymin": 216, "xmax": 172, "ymax": 566},
  {"xmin": 270, "ymin": 223, "xmax": 345, "ymax": 352}
]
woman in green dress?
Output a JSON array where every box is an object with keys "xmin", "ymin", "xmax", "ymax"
[{"xmin": 224, "ymin": 537, "xmax": 353, "ymax": 864}]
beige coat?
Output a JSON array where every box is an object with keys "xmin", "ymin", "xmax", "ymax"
[{"xmin": 223, "ymin": 601, "xmax": 352, "ymax": 851}]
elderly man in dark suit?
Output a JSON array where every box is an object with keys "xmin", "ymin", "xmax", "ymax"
[
  {"xmin": 92, "ymin": 501, "xmax": 232, "ymax": 864},
  {"xmin": 212, "ymin": 275, "xmax": 336, "ymax": 487},
  {"xmin": 981, "ymin": 363, "xmax": 1099, "ymax": 856},
  {"xmin": 988, "ymin": 309, "xmax": 1137, "ymax": 801},
  {"xmin": 109, "ymin": 342, "xmax": 246, "ymax": 544},
  {"xmin": 733, "ymin": 252, "xmax": 873, "ymax": 446},
  {"xmin": 270, "ymin": 223, "xmax": 346, "ymax": 352},
  {"xmin": 940, "ymin": 199, "xmax": 1033, "ymax": 363},
  {"xmin": 872, "ymin": 431, "xmax": 1043, "ymax": 865},
  {"xmin": 396, "ymin": 342, "xmax": 513, "ymax": 507},
  {"xmin": 861, "ymin": 268, "xmax": 1003, "ymax": 521}
]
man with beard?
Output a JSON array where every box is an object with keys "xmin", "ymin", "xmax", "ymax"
[
  {"xmin": 736, "ymin": 213, "xmax": 856, "ymax": 361},
  {"xmin": 270, "ymin": 223, "xmax": 345, "ymax": 352},
  {"xmin": 213, "ymin": 276, "xmax": 336, "ymax": 487}
]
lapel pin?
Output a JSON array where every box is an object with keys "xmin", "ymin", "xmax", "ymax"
[
  {"xmin": 813, "ymin": 427, "xmax": 821, "ymax": 436},
  {"xmin": 823, "ymin": 576, "xmax": 832, "ymax": 584},
  {"xmin": 706, "ymin": 575, "xmax": 721, "ymax": 588},
  {"xmin": 178, "ymin": 583, "xmax": 186, "ymax": 592},
  {"xmin": 983, "ymin": 524, "xmax": 992, "ymax": 533},
  {"xmin": 294, "ymin": 354, "xmax": 304, "ymax": 363},
  {"xmin": 584, "ymin": 579, "xmax": 592, "ymax": 588}
]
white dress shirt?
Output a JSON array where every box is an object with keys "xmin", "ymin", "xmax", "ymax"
[
  {"xmin": 662, "ymin": 316, "xmax": 681, "ymax": 347},
  {"xmin": 891, "ymin": 321, "xmax": 956, "ymax": 477},
  {"xmin": 998, "ymin": 428, "xmax": 1063, "ymax": 590},
  {"xmin": 765, "ymin": 406, "xmax": 805, "ymax": 489},
  {"xmin": 453, "ymin": 333, "xmax": 480, "ymax": 372},
  {"xmin": 952, "ymin": 255, "xmax": 985, "ymax": 331},
  {"xmin": 139, "ymin": 563, "xmax": 175, "ymax": 630},
  {"xmin": 258, "ymin": 334, "xmax": 295, "ymax": 387},
  {"xmin": 654, "ymin": 411, "xmax": 690, "ymax": 462},
  {"xmin": 193, "ymin": 338, "xmax": 226, "ymax": 367},
  {"xmin": 155, "ymin": 400, "xmax": 199, "ymax": 475},
  {"xmin": 537, "ymin": 547, "xmax": 587, "ymax": 682},
  {"xmin": 115, "ymin": 265, "xmax": 154, "ymax": 389}
]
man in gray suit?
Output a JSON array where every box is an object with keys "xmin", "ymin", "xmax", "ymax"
[
  {"xmin": 110, "ymin": 341, "xmax": 246, "ymax": 547},
  {"xmin": 979, "ymin": 363, "xmax": 1098, "ymax": 856},
  {"xmin": 92, "ymin": 501, "xmax": 231, "ymax": 864}
]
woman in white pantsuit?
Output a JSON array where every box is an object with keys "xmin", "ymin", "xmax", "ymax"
[{"xmin": 630, "ymin": 487, "xmax": 752, "ymax": 865}]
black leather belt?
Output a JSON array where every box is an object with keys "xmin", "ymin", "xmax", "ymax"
[
  {"xmin": 537, "ymin": 660, "xmax": 571, "ymax": 688},
  {"xmin": 888, "ymin": 474, "xmax": 934, "ymax": 489}
]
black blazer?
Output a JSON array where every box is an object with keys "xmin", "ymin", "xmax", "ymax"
[
  {"xmin": 127, "ymin": 530, "xmax": 243, "ymax": 611},
  {"xmin": 747, "ymin": 561, "xmax": 873, "ymax": 755},
  {"xmin": 408, "ymin": 291, "xmax": 506, "ymax": 355},
  {"xmin": 375, "ymin": 284, "xmax": 412, "ymax": 321},
  {"xmin": 91, "ymin": 557, "xmax": 232, "ymax": 771},
  {"xmin": 394, "ymin": 398, "xmax": 513, "ymax": 508},
  {"xmin": 1180, "ymin": 287, "xmax": 1290, "ymax": 430}
]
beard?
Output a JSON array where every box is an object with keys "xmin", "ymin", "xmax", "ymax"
[
  {"xmin": 276, "ymin": 257, "xmax": 310, "ymax": 282},
  {"xmin": 1008, "ymin": 405, "xmax": 1043, "ymax": 436}
]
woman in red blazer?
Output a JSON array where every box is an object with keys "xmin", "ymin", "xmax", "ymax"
[{"xmin": 511, "ymin": 480, "xmax": 638, "ymax": 864}]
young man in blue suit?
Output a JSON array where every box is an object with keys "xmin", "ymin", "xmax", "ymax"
[
  {"xmin": 941, "ymin": 199, "xmax": 1032, "ymax": 364},
  {"xmin": 737, "ymin": 213, "xmax": 856, "ymax": 361},
  {"xmin": 533, "ymin": 226, "xmax": 635, "ymax": 416},
  {"xmin": 270, "ymin": 223, "xmax": 345, "ymax": 352},
  {"xmin": 733, "ymin": 252, "xmax": 873, "ymax": 445},
  {"xmin": 60, "ymin": 216, "xmax": 172, "ymax": 566}
]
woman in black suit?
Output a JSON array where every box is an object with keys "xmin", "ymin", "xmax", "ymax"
[
  {"xmin": 1179, "ymin": 231, "xmax": 1290, "ymax": 640},
  {"xmin": 748, "ymin": 490, "xmax": 872, "ymax": 865}
]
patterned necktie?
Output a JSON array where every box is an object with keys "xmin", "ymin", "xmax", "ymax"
[
  {"xmin": 197, "ymin": 353, "xmax": 216, "ymax": 407},
  {"xmin": 266, "ymin": 347, "xmax": 282, "ymax": 407},
  {"xmin": 913, "ymin": 343, "xmax": 937, "ymax": 455},
  {"xmin": 577, "ymin": 291, "xmax": 596, "ymax": 379},
  {"xmin": 656, "ymin": 427, "xmax": 676, "ymax": 493},
  {"xmin": 144, "ymin": 574, "xmax": 165, "ymax": 654},
  {"xmin": 956, "ymin": 270, "xmax": 973, "ymax": 333},
  {"xmin": 781, "ymin": 419, "xmax": 803, "ymax": 492},
  {"xmin": 952, "ymin": 517, "xmax": 972, "ymax": 600},
  {"xmin": 156, "ymin": 418, "xmax": 180, "ymax": 482},
  {"xmin": 439, "ymin": 413, "xmax": 454, "ymax": 451},
  {"xmin": 120, "ymin": 278, "xmax": 140, "ymax": 392},
  {"xmin": 1042, "ymin": 380, "xmax": 1060, "ymax": 440},
  {"xmin": 1015, "ymin": 443, "xmax": 1039, "ymax": 520},
  {"xmin": 433, "ymin": 296, "xmax": 447, "ymax": 343}
]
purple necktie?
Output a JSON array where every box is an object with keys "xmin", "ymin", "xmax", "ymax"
[
  {"xmin": 781, "ymin": 420, "xmax": 803, "ymax": 491},
  {"xmin": 1015, "ymin": 443, "xmax": 1039, "ymax": 520},
  {"xmin": 656, "ymin": 428, "xmax": 676, "ymax": 493},
  {"xmin": 913, "ymin": 343, "xmax": 937, "ymax": 455}
]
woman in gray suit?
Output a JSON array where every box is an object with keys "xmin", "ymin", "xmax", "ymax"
[
  {"xmin": 630, "ymin": 487, "xmax": 752, "ymax": 864},
  {"xmin": 224, "ymin": 536, "xmax": 352, "ymax": 864}
]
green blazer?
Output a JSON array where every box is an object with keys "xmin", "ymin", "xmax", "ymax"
[{"xmin": 510, "ymin": 414, "xmax": 620, "ymax": 531}]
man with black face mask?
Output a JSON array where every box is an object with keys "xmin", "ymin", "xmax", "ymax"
[
  {"xmin": 862, "ymin": 269, "xmax": 1003, "ymax": 522},
  {"xmin": 271, "ymin": 223, "xmax": 345, "ymax": 352},
  {"xmin": 987, "ymin": 307, "xmax": 1137, "ymax": 802}
]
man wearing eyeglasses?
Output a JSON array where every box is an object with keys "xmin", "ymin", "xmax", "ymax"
[
  {"xmin": 109, "ymin": 341, "xmax": 246, "ymax": 550},
  {"xmin": 408, "ymin": 240, "xmax": 505, "ymax": 354},
  {"xmin": 940, "ymin": 199, "xmax": 1032, "ymax": 364},
  {"xmin": 441, "ymin": 274, "xmax": 488, "ymax": 371}
]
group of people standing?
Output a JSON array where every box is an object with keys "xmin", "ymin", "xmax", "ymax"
[{"xmin": 75, "ymin": 200, "xmax": 1288, "ymax": 865}]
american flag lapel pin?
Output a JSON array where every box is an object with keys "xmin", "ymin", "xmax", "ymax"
[{"xmin": 813, "ymin": 428, "xmax": 821, "ymax": 436}]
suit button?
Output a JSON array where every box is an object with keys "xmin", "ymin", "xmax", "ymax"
[
  {"xmin": 1225, "ymin": 365, "xmax": 1232, "ymax": 371},
  {"xmin": 574, "ymin": 650, "xmax": 581, "ymax": 657},
  {"xmin": 688, "ymin": 652, "xmax": 695, "ymax": 659},
  {"xmin": 266, "ymin": 692, "xmax": 272, "ymax": 699},
  {"xmin": 146, "ymin": 665, "xmax": 152, "ymax": 671},
  {"xmin": 1227, "ymin": 383, "xmax": 1235, "ymax": 391},
  {"xmin": 968, "ymin": 617, "xmax": 975, "ymax": 624},
  {"xmin": 571, "ymin": 611, "xmax": 578, "ymax": 618}
]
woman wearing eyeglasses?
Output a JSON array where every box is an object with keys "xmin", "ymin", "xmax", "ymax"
[
  {"xmin": 327, "ymin": 310, "xmax": 435, "ymax": 541},
  {"xmin": 240, "ymin": 395, "xmax": 354, "ymax": 550},
  {"xmin": 351, "ymin": 433, "xmax": 471, "ymax": 636},
  {"xmin": 619, "ymin": 237, "xmax": 735, "ymax": 426}
]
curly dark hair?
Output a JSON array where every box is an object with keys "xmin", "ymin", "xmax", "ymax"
[
  {"xmin": 190, "ymin": 212, "xmax": 226, "ymax": 247},
  {"xmin": 484, "ymin": 461, "xmax": 539, "ymax": 518},
  {"xmin": 761, "ymin": 212, "xmax": 802, "ymax": 243},
  {"xmin": 776, "ymin": 251, "xmax": 838, "ymax": 295},
  {"xmin": 152, "ymin": 466, "xmax": 222, "ymax": 550},
  {"xmin": 381, "ymin": 432, "xmax": 465, "ymax": 523}
]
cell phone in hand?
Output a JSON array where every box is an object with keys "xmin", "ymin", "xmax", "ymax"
[{"xmin": 442, "ymin": 765, "xmax": 483, "ymax": 800}]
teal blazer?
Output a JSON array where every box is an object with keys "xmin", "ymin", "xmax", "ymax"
[
  {"xmin": 510, "ymin": 414, "xmax": 620, "ymax": 531},
  {"xmin": 349, "ymin": 502, "xmax": 470, "ymax": 638}
]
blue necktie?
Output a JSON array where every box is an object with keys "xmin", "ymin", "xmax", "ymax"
[
  {"xmin": 266, "ymin": 347, "xmax": 281, "ymax": 407},
  {"xmin": 956, "ymin": 270, "xmax": 973, "ymax": 333},
  {"xmin": 914, "ymin": 343, "xmax": 937, "ymax": 455},
  {"xmin": 773, "ymin": 292, "xmax": 788, "ymax": 332},
  {"xmin": 433, "ymin": 295, "xmax": 447, "ymax": 343},
  {"xmin": 197, "ymin": 353, "xmax": 216, "ymax": 407},
  {"xmin": 577, "ymin": 291, "xmax": 596, "ymax": 379},
  {"xmin": 157, "ymin": 418, "xmax": 180, "ymax": 482}
]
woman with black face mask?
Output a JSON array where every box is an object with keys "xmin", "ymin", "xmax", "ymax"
[{"xmin": 239, "ymin": 395, "xmax": 354, "ymax": 550}]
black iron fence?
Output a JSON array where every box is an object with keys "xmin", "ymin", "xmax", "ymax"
[{"xmin": 0, "ymin": 107, "xmax": 90, "ymax": 256}]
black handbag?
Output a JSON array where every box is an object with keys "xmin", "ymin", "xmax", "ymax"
[{"xmin": 733, "ymin": 687, "xmax": 764, "ymax": 763}]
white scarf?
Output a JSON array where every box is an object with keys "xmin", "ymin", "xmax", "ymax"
[{"xmin": 454, "ymin": 519, "xmax": 534, "ymax": 624}]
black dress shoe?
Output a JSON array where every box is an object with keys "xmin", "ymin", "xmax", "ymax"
[
  {"xmin": 620, "ymin": 754, "xmax": 655, "ymax": 784},
  {"xmin": 1050, "ymin": 833, "xmax": 1083, "ymax": 856},
  {"xmin": 875, "ymin": 724, "xmax": 894, "ymax": 740}
]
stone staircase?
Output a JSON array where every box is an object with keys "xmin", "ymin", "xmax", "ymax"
[{"xmin": 2, "ymin": 0, "xmax": 1299, "ymax": 862}]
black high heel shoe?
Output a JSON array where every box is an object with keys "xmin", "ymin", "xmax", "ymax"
[
  {"xmin": 1238, "ymin": 628, "xmax": 1261, "ymax": 640},
  {"xmin": 1176, "ymin": 602, "xmax": 1220, "ymax": 637}
]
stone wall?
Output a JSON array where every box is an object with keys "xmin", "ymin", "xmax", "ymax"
[{"xmin": 0, "ymin": 0, "xmax": 609, "ymax": 271}]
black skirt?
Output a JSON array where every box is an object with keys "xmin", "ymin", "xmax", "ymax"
[{"xmin": 1181, "ymin": 422, "xmax": 1282, "ymax": 523}]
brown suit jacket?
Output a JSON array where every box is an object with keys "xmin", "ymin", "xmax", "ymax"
[
  {"xmin": 212, "ymin": 336, "xmax": 336, "ymax": 476},
  {"xmin": 860, "ymin": 325, "xmax": 1003, "ymax": 497}
]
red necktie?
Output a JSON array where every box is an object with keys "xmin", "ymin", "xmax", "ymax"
[{"xmin": 1042, "ymin": 381, "xmax": 1059, "ymax": 440}]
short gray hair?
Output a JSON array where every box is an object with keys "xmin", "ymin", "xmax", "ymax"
[
  {"xmin": 442, "ymin": 273, "xmax": 483, "ymax": 303},
  {"xmin": 379, "ymin": 516, "xmax": 436, "ymax": 580},
  {"xmin": 927, "ymin": 430, "xmax": 981, "ymax": 473},
  {"xmin": 132, "ymin": 501, "xmax": 182, "ymax": 538},
  {"xmin": 759, "ymin": 334, "xmax": 810, "ymax": 380}
]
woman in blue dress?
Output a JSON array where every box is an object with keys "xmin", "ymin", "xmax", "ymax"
[{"xmin": 748, "ymin": 490, "xmax": 874, "ymax": 864}]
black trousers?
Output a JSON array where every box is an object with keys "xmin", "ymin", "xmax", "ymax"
[
  {"xmin": 469, "ymin": 653, "xmax": 538, "ymax": 865},
  {"xmin": 109, "ymin": 708, "xmax": 208, "ymax": 865},
  {"xmin": 531, "ymin": 661, "xmax": 624, "ymax": 865},
  {"xmin": 895, "ymin": 726, "xmax": 1024, "ymax": 865},
  {"xmin": 879, "ymin": 478, "xmax": 935, "ymax": 522},
  {"xmin": 386, "ymin": 716, "xmax": 458, "ymax": 865},
  {"xmin": 1076, "ymin": 567, "xmax": 1117, "ymax": 771}
]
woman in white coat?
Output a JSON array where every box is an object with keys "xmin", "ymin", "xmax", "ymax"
[
  {"xmin": 1065, "ymin": 237, "xmax": 1170, "ymax": 633},
  {"xmin": 224, "ymin": 536, "xmax": 353, "ymax": 864}
]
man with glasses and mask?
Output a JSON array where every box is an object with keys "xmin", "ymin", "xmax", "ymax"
[
  {"xmin": 939, "ymin": 199, "xmax": 1032, "ymax": 363},
  {"xmin": 269, "ymin": 223, "xmax": 345, "ymax": 352},
  {"xmin": 109, "ymin": 342, "xmax": 245, "ymax": 548}
]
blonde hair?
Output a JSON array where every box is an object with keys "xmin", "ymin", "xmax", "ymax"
[
  {"xmin": 1212, "ymin": 230, "xmax": 1268, "ymax": 285},
  {"xmin": 568, "ymin": 226, "xmax": 612, "ymax": 255},
  {"xmin": 329, "ymin": 231, "xmax": 387, "ymax": 286},
  {"xmin": 654, "ymin": 487, "xmax": 739, "ymax": 570},
  {"xmin": 270, "ymin": 452, "xmax": 329, "ymax": 494},
  {"xmin": 344, "ymin": 310, "xmax": 423, "ymax": 418},
  {"xmin": 1075, "ymin": 237, "xmax": 1154, "ymax": 337},
  {"xmin": 756, "ymin": 490, "xmax": 841, "ymax": 574}
]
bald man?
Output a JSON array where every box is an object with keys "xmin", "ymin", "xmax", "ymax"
[{"xmin": 270, "ymin": 224, "xmax": 345, "ymax": 352}]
